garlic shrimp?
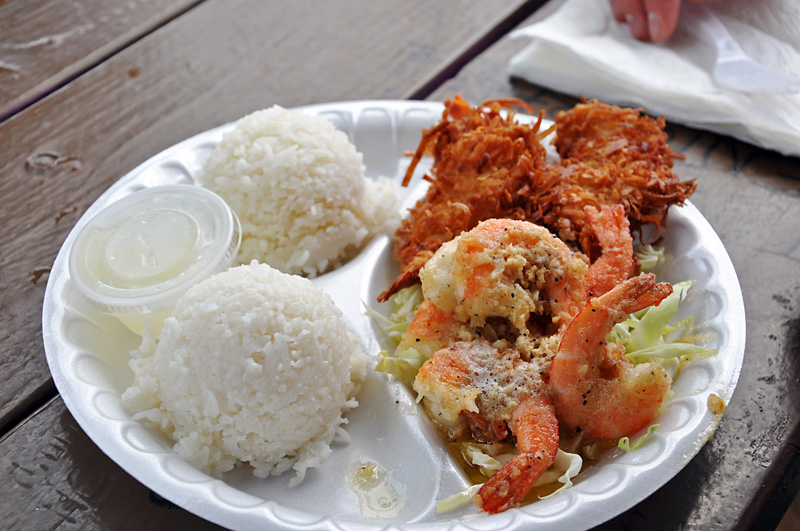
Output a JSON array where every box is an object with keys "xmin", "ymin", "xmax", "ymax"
[
  {"xmin": 419, "ymin": 219, "xmax": 588, "ymax": 332},
  {"xmin": 412, "ymin": 340, "xmax": 558, "ymax": 511},
  {"xmin": 474, "ymin": 394, "xmax": 559, "ymax": 514},
  {"xmin": 550, "ymin": 273, "xmax": 674, "ymax": 441}
]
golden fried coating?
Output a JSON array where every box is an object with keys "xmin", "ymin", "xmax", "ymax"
[
  {"xmin": 379, "ymin": 95, "xmax": 554, "ymax": 301},
  {"xmin": 378, "ymin": 96, "xmax": 695, "ymax": 302},
  {"xmin": 543, "ymin": 100, "xmax": 696, "ymax": 246}
]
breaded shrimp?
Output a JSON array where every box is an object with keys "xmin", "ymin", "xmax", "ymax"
[
  {"xmin": 379, "ymin": 97, "xmax": 695, "ymax": 302},
  {"xmin": 378, "ymin": 95, "xmax": 552, "ymax": 302}
]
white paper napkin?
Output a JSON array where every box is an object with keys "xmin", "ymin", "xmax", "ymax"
[{"xmin": 508, "ymin": 0, "xmax": 800, "ymax": 157}]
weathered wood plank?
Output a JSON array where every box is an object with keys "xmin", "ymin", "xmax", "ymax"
[
  {"xmin": 0, "ymin": 0, "xmax": 203, "ymax": 121},
  {"xmin": 1, "ymin": 397, "xmax": 223, "ymax": 530}
]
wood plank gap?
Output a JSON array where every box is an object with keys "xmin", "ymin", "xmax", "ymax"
[
  {"xmin": 0, "ymin": 0, "xmax": 208, "ymax": 125},
  {"xmin": 0, "ymin": 380, "xmax": 56, "ymax": 441},
  {"xmin": 405, "ymin": 0, "xmax": 547, "ymax": 101}
]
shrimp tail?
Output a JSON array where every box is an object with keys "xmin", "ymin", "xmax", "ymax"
[
  {"xmin": 474, "ymin": 395, "xmax": 559, "ymax": 513},
  {"xmin": 475, "ymin": 453, "xmax": 549, "ymax": 514},
  {"xmin": 582, "ymin": 204, "xmax": 634, "ymax": 298}
]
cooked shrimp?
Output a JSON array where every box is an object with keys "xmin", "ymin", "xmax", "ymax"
[
  {"xmin": 580, "ymin": 204, "xmax": 634, "ymax": 298},
  {"xmin": 395, "ymin": 300, "xmax": 471, "ymax": 360},
  {"xmin": 549, "ymin": 273, "xmax": 673, "ymax": 441},
  {"xmin": 413, "ymin": 339, "xmax": 549, "ymax": 438},
  {"xmin": 474, "ymin": 394, "xmax": 559, "ymax": 514},
  {"xmin": 419, "ymin": 218, "xmax": 589, "ymax": 332},
  {"xmin": 412, "ymin": 343, "xmax": 480, "ymax": 438},
  {"xmin": 419, "ymin": 209, "xmax": 633, "ymax": 333},
  {"xmin": 413, "ymin": 340, "xmax": 557, "ymax": 511}
]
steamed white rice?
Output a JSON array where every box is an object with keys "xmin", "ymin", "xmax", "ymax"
[
  {"xmin": 200, "ymin": 105, "xmax": 401, "ymax": 276},
  {"xmin": 122, "ymin": 262, "xmax": 368, "ymax": 485}
]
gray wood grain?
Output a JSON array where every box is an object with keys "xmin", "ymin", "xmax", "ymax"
[
  {"xmin": 0, "ymin": 0, "xmax": 203, "ymax": 121},
  {"xmin": 2, "ymin": 397, "xmax": 223, "ymax": 530}
]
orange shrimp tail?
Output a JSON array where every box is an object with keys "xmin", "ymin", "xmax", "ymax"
[
  {"xmin": 474, "ymin": 395, "xmax": 559, "ymax": 514},
  {"xmin": 475, "ymin": 453, "xmax": 550, "ymax": 514},
  {"xmin": 582, "ymin": 204, "xmax": 634, "ymax": 298}
]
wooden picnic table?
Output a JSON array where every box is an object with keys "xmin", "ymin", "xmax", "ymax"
[{"xmin": 1, "ymin": 1, "xmax": 799, "ymax": 529}]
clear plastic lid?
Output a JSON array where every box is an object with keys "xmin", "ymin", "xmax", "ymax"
[{"xmin": 68, "ymin": 185, "xmax": 241, "ymax": 319}]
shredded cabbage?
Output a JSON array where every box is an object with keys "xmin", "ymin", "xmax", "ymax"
[
  {"xmin": 608, "ymin": 280, "xmax": 715, "ymax": 379},
  {"xmin": 375, "ymin": 348, "xmax": 425, "ymax": 387},
  {"xmin": 461, "ymin": 443, "xmax": 515, "ymax": 476},
  {"xmin": 619, "ymin": 424, "xmax": 660, "ymax": 452},
  {"xmin": 635, "ymin": 244, "xmax": 665, "ymax": 272},
  {"xmin": 435, "ymin": 485, "xmax": 481, "ymax": 514},
  {"xmin": 539, "ymin": 449, "xmax": 583, "ymax": 499},
  {"xmin": 387, "ymin": 285, "xmax": 423, "ymax": 345}
]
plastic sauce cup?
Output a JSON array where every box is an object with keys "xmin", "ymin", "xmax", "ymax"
[{"xmin": 68, "ymin": 185, "xmax": 241, "ymax": 335}]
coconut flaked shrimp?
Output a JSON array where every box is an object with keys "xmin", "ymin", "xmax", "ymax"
[
  {"xmin": 542, "ymin": 100, "xmax": 696, "ymax": 243},
  {"xmin": 377, "ymin": 95, "xmax": 553, "ymax": 302},
  {"xmin": 550, "ymin": 273, "xmax": 674, "ymax": 441},
  {"xmin": 379, "ymin": 97, "xmax": 696, "ymax": 303},
  {"xmin": 412, "ymin": 340, "xmax": 558, "ymax": 512}
]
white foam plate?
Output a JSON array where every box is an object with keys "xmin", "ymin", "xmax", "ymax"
[{"xmin": 43, "ymin": 100, "xmax": 745, "ymax": 530}]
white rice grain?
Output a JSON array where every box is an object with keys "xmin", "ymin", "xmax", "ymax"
[
  {"xmin": 200, "ymin": 105, "xmax": 400, "ymax": 276},
  {"xmin": 122, "ymin": 262, "xmax": 368, "ymax": 485}
]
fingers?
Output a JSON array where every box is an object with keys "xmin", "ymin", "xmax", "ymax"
[
  {"xmin": 610, "ymin": 0, "xmax": 651, "ymax": 40},
  {"xmin": 610, "ymin": 0, "xmax": 684, "ymax": 42},
  {"xmin": 644, "ymin": 0, "xmax": 681, "ymax": 42}
]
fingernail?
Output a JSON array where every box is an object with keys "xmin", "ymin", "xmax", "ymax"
[
  {"xmin": 648, "ymin": 12, "xmax": 665, "ymax": 41},
  {"xmin": 625, "ymin": 13, "xmax": 648, "ymax": 40}
]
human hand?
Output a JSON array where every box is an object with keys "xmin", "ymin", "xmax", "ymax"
[{"xmin": 610, "ymin": 0, "xmax": 719, "ymax": 42}]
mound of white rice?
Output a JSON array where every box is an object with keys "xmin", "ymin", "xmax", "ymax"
[
  {"xmin": 122, "ymin": 262, "xmax": 368, "ymax": 485},
  {"xmin": 200, "ymin": 105, "xmax": 401, "ymax": 276}
]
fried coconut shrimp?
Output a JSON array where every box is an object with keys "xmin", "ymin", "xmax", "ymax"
[
  {"xmin": 379, "ymin": 95, "xmax": 695, "ymax": 302},
  {"xmin": 378, "ymin": 95, "xmax": 554, "ymax": 302},
  {"xmin": 542, "ymin": 100, "xmax": 697, "ymax": 243}
]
